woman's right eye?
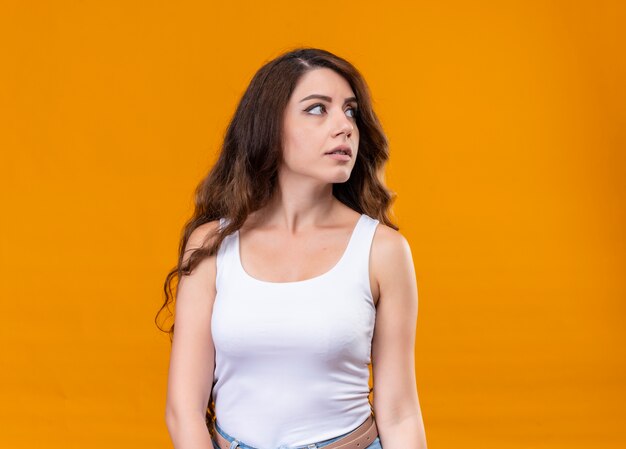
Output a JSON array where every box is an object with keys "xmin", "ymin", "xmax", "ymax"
[{"xmin": 306, "ymin": 104, "xmax": 325, "ymax": 115}]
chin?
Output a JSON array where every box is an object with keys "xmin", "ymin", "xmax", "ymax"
[{"xmin": 328, "ymin": 172, "xmax": 352, "ymax": 184}]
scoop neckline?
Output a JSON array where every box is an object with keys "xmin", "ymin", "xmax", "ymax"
[{"xmin": 235, "ymin": 214, "xmax": 366, "ymax": 286}]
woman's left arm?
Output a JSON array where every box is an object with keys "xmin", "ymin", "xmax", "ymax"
[{"xmin": 371, "ymin": 226, "xmax": 427, "ymax": 449}]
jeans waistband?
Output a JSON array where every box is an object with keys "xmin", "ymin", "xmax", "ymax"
[{"xmin": 213, "ymin": 419, "xmax": 365, "ymax": 449}]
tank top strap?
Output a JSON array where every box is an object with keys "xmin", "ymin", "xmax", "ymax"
[
  {"xmin": 216, "ymin": 217, "xmax": 238, "ymax": 290},
  {"xmin": 341, "ymin": 214, "xmax": 380, "ymax": 283}
]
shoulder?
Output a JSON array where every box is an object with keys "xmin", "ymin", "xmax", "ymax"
[
  {"xmin": 182, "ymin": 219, "xmax": 223, "ymax": 265},
  {"xmin": 371, "ymin": 221, "xmax": 412, "ymax": 260},
  {"xmin": 370, "ymin": 222, "xmax": 416, "ymax": 295},
  {"xmin": 186, "ymin": 219, "xmax": 222, "ymax": 247}
]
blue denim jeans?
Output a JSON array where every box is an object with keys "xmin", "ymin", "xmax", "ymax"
[{"xmin": 212, "ymin": 419, "xmax": 383, "ymax": 449}]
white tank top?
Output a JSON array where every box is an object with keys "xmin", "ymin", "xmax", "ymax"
[{"xmin": 211, "ymin": 213, "xmax": 380, "ymax": 449}]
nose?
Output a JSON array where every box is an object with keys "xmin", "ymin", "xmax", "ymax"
[{"xmin": 332, "ymin": 109, "xmax": 355, "ymax": 139}]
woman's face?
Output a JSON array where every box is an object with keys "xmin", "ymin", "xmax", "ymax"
[{"xmin": 280, "ymin": 68, "xmax": 359, "ymax": 184}]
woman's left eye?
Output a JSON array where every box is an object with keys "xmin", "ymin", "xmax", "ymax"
[{"xmin": 345, "ymin": 106, "xmax": 357, "ymax": 118}]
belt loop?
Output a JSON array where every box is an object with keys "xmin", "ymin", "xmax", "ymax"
[
  {"xmin": 229, "ymin": 440, "xmax": 240, "ymax": 449},
  {"xmin": 308, "ymin": 445, "xmax": 317, "ymax": 449}
]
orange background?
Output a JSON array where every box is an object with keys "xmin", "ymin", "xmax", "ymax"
[{"xmin": 1, "ymin": 1, "xmax": 624, "ymax": 448}]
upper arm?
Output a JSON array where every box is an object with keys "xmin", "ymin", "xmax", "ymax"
[
  {"xmin": 370, "ymin": 226, "xmax": 422, "ymax": 426},
  {"xmin": 165, "ymin": 220, "xmax": 221, "ymax": 420}
]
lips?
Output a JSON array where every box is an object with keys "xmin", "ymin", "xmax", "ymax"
[{"xmin": 324, "ymin": 145, "xmax": 352, "ymax": 157}]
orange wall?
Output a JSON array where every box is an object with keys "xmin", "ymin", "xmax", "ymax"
[{"xmin": 1, "ymin": 1, "xmax": 624, "ymax": 448}]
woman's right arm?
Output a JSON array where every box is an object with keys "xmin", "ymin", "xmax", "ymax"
[{"xmin": 165, "ymin": 221, "xmax": 221, "ymax": 449}]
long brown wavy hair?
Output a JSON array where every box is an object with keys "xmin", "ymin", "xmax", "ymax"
[{"xmin": 155, "ymin": 47, "xmax": 399, "ymax": 437}]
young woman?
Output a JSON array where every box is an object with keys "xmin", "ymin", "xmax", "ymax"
[{"xmin": 156, "ymin": 47, "xmax": 427, "ymax": 449}]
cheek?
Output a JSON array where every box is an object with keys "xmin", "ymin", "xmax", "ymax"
[{"xmin": 283, "ymin": 128, "xmax": 317, "ymax": 161}]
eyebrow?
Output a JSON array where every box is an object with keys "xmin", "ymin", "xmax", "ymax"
[{"xmin": 299, "ymin": 94, "xmax": 358, "ymax": 105}]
